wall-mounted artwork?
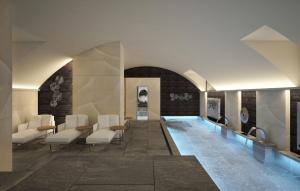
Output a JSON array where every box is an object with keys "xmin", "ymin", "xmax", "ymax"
[
  {"xmin": 137, "ymin": 86, "xmax": 148, "ymax": 120},
  {"xmin": 207, "ymin": 98, "xmax": 221, "ymax": 120},
  {"xmin": 170, "ymin": 93, "xmax": 192, "ymax": 101},
  {"xmin": 38, "ymin": 62, "xmax": 72, "ymax": 125},
  {"xmin": 49, "ymin": 76, "xmax": 64, "ymax": 108},
  {"xmin": 137, "ymin": 86, "xmax": 148, "ymax": 107}
]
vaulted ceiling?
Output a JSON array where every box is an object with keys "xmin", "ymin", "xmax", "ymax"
[{"xmin": 12, "ymin": 0, "xmax": 300, "ymax": 90}]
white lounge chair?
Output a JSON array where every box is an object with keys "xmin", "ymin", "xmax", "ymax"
[
  {"xmin": 86, "ymin": 114, "xmax": 121, "ymax": 145},
  {"xmin": 12, "ymin": 115, "xmax": 55, "ymax": 144},
  {"xmin": 45, "ymin": 114, "xmax": 88, "ymax": 150}
]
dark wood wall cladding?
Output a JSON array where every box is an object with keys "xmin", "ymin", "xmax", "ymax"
[
  {"xmin": 290, "ymin": 89, "xmax": 300, "ymax": 154},
  {"xmin": 207, "ymin": 91, "xmax": 225, "ymax": 123},
  {"xmin": 38, "ymin": 62, "xmax": 73, "ymax": 125},
  {"xmin": 241, "ymin": 91, "xmax": 256, "ymax": 134},
  {"xmin": 125, "ymin": 67, "xmax": 200, "ymax": 116}
]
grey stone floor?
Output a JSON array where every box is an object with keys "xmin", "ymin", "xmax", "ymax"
[{"xmin": 0, "ymin": 120, "xmax": 218, "ymax": 191}]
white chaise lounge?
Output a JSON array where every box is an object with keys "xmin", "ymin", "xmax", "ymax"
[
  {"xmin": 86, "ymin": 114, "xmax": 121, "ymax": 145},
  {"xmin": 45, "ymin": 114, "xmax": 88, "ymax": 150},
  {"xmin": 12, "ymin": 115, "xmax": 55, "ymax": 144}
]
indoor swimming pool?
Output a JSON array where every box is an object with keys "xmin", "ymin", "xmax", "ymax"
[{"xmin": 164, "ymin": 116, "xmax": 300, "ymax": 191}]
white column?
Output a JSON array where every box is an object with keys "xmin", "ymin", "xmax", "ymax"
[
  {"xmin": 0, "ymin": 0, "xmax": 12, "ymax": 171},
  {"xmin": 225, "ymin": 91, "xmax": 241, "ymax": 130},
  {"xmin": 200, "ymin": 92, "xmax": 207, "ymax": 118}
]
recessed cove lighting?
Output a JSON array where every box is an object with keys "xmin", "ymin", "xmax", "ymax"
[
  {"xmin": 183, "ymin": 70, "xmax": 207, "ymax": 91},
  {"xmin": 12, "ymin": 84, "xmax": 39, "ymax": 90}
]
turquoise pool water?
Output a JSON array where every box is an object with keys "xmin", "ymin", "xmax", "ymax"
[{"xmin": 165, "ymin": 116, "xmax": 300, "ymax": 191}]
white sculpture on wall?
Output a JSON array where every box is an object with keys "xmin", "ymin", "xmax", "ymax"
[
  {"xmin": 50, "ymin": 76, "xmax": 64, "ymax": 108},
  {"xmin": 240, "ymin": 107, "xmax": 249, "ymax": 124},
  {"xmin": 170, "ymin": 93, "xmax": 192, "ymax": 101}
]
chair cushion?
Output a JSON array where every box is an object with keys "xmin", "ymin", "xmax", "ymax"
[
  {"xmin": 77, "ymin": 114, "xmax": 88, "ymax": 127},
  {"xmin": 65, "ymin": 115, "xmax": 78, "ymax": 129},
  {"xmin": 28, "ymin": 116, "xmax": 42, "ymax": 129},
  {"xmin": 46, "ymin": 128, "xmax": 82, "ymax": 144},
  {"xmin": 40, "ymin": 114, "xmax": 55, "ymax": 126},
  {"xmin": 98, "ymin": 115, "xmax": 110, "ymax": 129},
  {"xmin": 12, "ymin": 129, "xmax": 45, "ymax": 144},
  {"xmin": 109, "ymin": 115, "xmax": 119, "ymax": 126},
  {"xmin": 18, "ymin": 123, "xmax": 28, "ymax": 132},
  {"xmin": 86, "ymin": 129, "xmax": 116, "ymax": 144}
]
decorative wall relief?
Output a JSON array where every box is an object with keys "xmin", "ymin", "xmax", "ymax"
[
  {"xmin": 38, "ymin": 62, "xmax": 72, "ymax": 125},
  {"xmin": 50, "ymin": 76, "xmax": 64, "ymax": 108},
  {"xmin": 207, "ymin": 97, "xmax": 221, "ymax": 120},
  {"xmin": 240, "ymin": 107, "xmax": 249, "ymax": 124},
  {"xmin": 241, "ymin": 91, "xmax": 256, "ymax": 134},
  {"xmin": 207, "ymin": 91, "xmax": 225, "ymax": 123},
  {"xmin": 137, "ymin": 86, "xmax": 148, "ymax": 120},
  {"xmin": 170, "ymin": 93, "xmax": 192, "ymax": 101},
  {"xmin": 137, "ymin": 86, "xmax": 148, "ymax": 107}
]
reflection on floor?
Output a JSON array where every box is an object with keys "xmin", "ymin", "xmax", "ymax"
[
  {"xmin": 165, "ymin": 117, "xmax": 300, "ymax": 191},
  {"xmin": 0, "ymin": 120, "xmax": 218, "ymax": 191}
]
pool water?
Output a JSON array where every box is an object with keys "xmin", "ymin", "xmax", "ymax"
[{"xmin": 165, "ymin": 116, "xmax": 300, "ymax": 191}]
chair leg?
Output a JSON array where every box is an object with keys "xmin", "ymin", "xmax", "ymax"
[{"xmin": 49, "ymin": 144, "xmax": 52, "ymax": 152}]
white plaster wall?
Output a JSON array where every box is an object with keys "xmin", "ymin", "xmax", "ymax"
[
  {"xmin": 12, "ymin": 89, "xmax": 38, "ymax": 133},
  {"xmin": 256, "ymin": 90, "xmax": 290, "ymax": 150},
  {"xmin": 73, "ymin": 41, "xmax": 124, "ymax": 125},
  {"xmin": 200, "ymin": 92, "xmax": 207, "ymax": 118},
  {"xmin": 225, "ymin": 91, "xmax": 241, "ymax": 130},
  {"xmin": 0, "ymin": 0, "xmax": 12, "ymax": 171}
]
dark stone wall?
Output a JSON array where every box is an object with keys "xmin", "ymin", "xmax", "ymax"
[
  {"xmin": 290, "ymin": 89, "xmax": 300, "ymax": 154},
  {"xmin": 207, "ymin": 91, "xmax": 225, "ymax": 123},
  {"xmin": 241, "ymin": 91, "xmax": 256, "ymax": 134},
  {"xmin": 125, "ymin": 67, "xmax": 200, "ymax": 116},
  {"xmin": 38, "ymin": 62, "xmax": 73, "ymax": 125}
]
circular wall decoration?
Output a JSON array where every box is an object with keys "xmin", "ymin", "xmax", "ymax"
[{"xmin": 240, "ymin": 107, "xmax": 249, "ymax": 124}]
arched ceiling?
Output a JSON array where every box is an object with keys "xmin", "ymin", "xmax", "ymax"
[{"xmin": 12, "ymin": 0, "xmax": 300, "ymax": 90}]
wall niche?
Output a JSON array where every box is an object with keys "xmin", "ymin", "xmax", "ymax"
[{"xmin": 125, "ymin": 67, "xmax": 200, "ymax": 116}]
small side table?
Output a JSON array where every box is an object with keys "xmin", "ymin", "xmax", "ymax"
[
  {"xmin": 76, "ymin": 125, "xmax": 92, "ymax": 134},
  {"xmin": 125, "ymin": 116, "xmax": 133, "ymax": 128},
  {"xmin": 37, "ymin": 125, "xmax": 56, "ymax": 134},
  {"xmin": 76, "ymin": 125, "xmax": 93, "ymax": 144},
  {"xmin": 110, "ymin": 125, "xmax": 125, "ymax": 144}
]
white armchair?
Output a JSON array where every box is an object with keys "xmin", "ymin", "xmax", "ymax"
[
  {"xmin": 86, "ymin": 114, "xmax": 120, "ymax": 145},
  {"xmin": 12, "ymin": 115, "xmax": 55, "ymax": 144},
  {"xmin": 17, "ymin": 123, "xmax": 29, "ymax": 132},
  {"xmin": 45, "ymin": 114, "xmax": 89, "ymax": 150}
]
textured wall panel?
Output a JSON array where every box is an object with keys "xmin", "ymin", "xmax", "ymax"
[
  {"xmin": 13, "ymin": 90, "xmax": 38, "ymax": 132},
  {"xmin": 73, "ymin": 42, "xmax": 124, "ymax": 125},
  {"xmin": 38, "ymin": 62, "xmax": 72, "ymax": 125},
  {"xmin": 290, "ymin": 89, "xmax": 300, "ymax": 154}
]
